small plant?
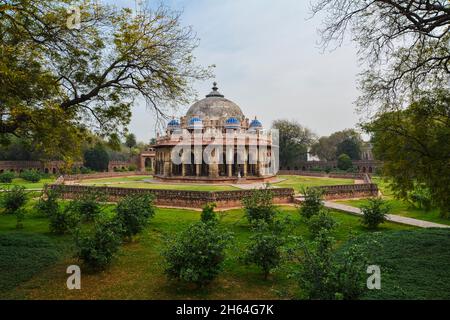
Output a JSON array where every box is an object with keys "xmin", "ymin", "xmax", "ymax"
[
  {"xmin": 307, "ymin": 210, "xmax": 338, "ymax": 238},
  {"xmin": 35, "ymin": 189, "xmax": 60, "ymax": 217},
  {"xmin": 74, "ymin": 218, "xmax": 123, "ymax": 270},
  {"xmin": 114, "ymin": 194, "xmax": 156, "ymax": 240},
  {"xmin": 361, "ymin": 198, "xmax": 389, "ymax": 229},
  {"xmin": 299, "ymin": 187, "xmax": 324, "ymax": 219},
  {"xmin": 408, "ymin": 185, "xmax": 433, "ymax": 211},
  {"xmin": 0, "ymin": 171, "xmax": 15, "ymax": 183},
  {"xmin": 242, "ymin": 188, "xmax": 277, "ymax": 225},
  {"xmin": 0, "ymin": 185, "xmax": 28, "ymax": 215},
  {"xmin": 128, "ymin": 164, "xmax": 137, "ymax": 172},
  {"xmin": 15, "ymin": 208, "xmax": 25, "ymax": 229},
  {"xmin": 162, "ymin": 221, "xmax": 233, "ymax": 287},
  {"xmin": 68, "ymin": 190, "xmax": 107, "ymax": 222},
  {"xmin": 20, "ymin": 169, "xmax": 41, "ymax": 183},
  {"xmin": 200, "ymin": 203, "xmax": 218, "ymax": 224},
  {"xmin": 242, "ymin": 221, "xmax": 285, "ymax": 279},
  {"xmin": 49, "ymin": 206, "xmax": 80, "ymax": 235}
]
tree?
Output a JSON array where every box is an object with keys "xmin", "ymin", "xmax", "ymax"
[
  {"xmin": 272, "ymin": 120, "xmax": 316, "ymax": 169},
  {"xmin": 162, "ymin": 221, "xmax": 233, "ymax": 287},
  {"xmin": 242, "ymin": 188, "xmax": 277, "ymax": 225},
  {"xmin": 336, "ymin": 138, "xmax": 361, "ymax": 160},
  {"xmin": 114, "ymin": 194, "xmax": 156, "ymax": 241},
  {"xmin": 364, "ymin": 89, "xmax": 450, "ymax": 217},
  {"xmin": 360, "ymin": 198, "xmax": 389, "ymax": 229},
  {"xmin": 242, "ymin": 221, "xmax": 286, "ymax": 280},
  {"xmin": 125, "ymin": 133, "xmax": 137, "ymax": 152},
  {"xmin": 337, "ymin": 154, "xmax": 353, "ymax": 171},
  {"xmin": 311, "ymin": 0, "xmax": 449, "ymax": 113},
  {"xmin": 83, "ymin": 143, "xmax": 110, "ymax": 172},
  {"xmin": 200, "ymin": 203, "xmax": 218, "ymax": 224},
  {"xmin": 310, "ymin": 129, "xmax": 363, "ymax": 161},
  {"xmin": 1, "ymin": 1, "xmax": 210, "ymax": 160},
  {"xmin": 299, "ymin": 187, "xmax": 324, "ymax": 220}
]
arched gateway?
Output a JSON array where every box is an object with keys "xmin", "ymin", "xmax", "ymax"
[{"xmin": 152, "ymin": 83, "xmax": 277, "ymax": 183}]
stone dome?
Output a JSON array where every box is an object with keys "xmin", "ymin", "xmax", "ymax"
[{"xmin": 186, "ymin": 83, "xmax": 244, "ymax": 120}]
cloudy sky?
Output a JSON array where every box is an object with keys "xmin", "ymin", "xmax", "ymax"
[{"xmin": 108, "ymin": 0, "xmax": 362, "ymax": 143}]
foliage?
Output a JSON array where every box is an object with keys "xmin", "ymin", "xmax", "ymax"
[
  {"xmin": 48, "ymin": 206, "xmax": 80, "ymax": 235},
  {"xmin": 296, "ymin": 229, "xmax": 373, "ymax": 300},
  {"xmin": 299, "ymin": 187, "xmax": 324, "ymax": 219},
  {"xmin": 19, "ymin": 169, "xmax": 41, "ymax": 183},
  {"xmin": 360, "ymin": 198, "xmax": 389, "ymax": 229},
  {"xmin": 337, "ymin": 154, "xmax": 353, "ymax": 171},
  {"xmin": 0, "ymin": 233, "xmax": 60, "ymax": 292},
  {"xmin": 242, "ymin": 221, "xmax": 286, "ymax": 279},
  {"xmin": 364, "ymin": 90, "xmax": 450, "ymax": 217},
  {"xmin": 74, "ymin": 219, "xmax": 123, "ymax": 271},
  {"xmin": 15, "ymin": 208, "xmax": 25, "ymax": 229},
  {"xmin": 0, "ymin": 186, "xmax": 28, "ymax": 215},
  {"xmin": 0, "ymin": 2, "xmax": 210, "ymax": 159},
  {"xmin": 35, "ymin": 189, "xmax": 60, "ymax": 217},
  {"xmin": 114, "ymin": 194, "xmax": 156, "ymax": 240},
  {"xmin": 200, "ymin": 203, "xmax": 218, "ymax": 224},
  {"xmin": 125, "ymin": 133, "xmax": 137, "ymax": 151},
  {"xmin": 336, "ymin": 137, "xmax": 361, "ymax": 160},
  {"xmin": 307, "ymin": 210, "xmax": 338, "ymax": 238},
  {"xmin": 312, "ymin": 0, "xmax": 449, "ymax": 112},
  {"xmin": 242, "ymin": 188, "xmax": 277, "ymax": 225},
  {"xmin": 83, "ymin": 143, "xmax": 110, "ymax": 172},
  {"xmin": 310, "ymin": 129, "xmax": 363, "ymax": 161},
  {"xmin": 162, "ymin": 221, "xmax": 233, "ymax": 287},
  {"xmin": 0, "ymin": 171, "xmax": 15, "ymax": 183},
  {"xmin": 272, "ymin": 119, "xmax": 316, "ymax": 169},
  {"xmin": 408, "ymin": 185, "xmax": 433, "ymax": 212},
  {"xmin": 67, "ymin": 190, "xmax": 107, "ymax": 222}
]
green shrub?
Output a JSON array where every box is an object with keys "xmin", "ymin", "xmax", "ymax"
[
  {"xmin": 68, "ymin": 191, "xmax": 107, "ymax": 222},
  {"xmin": 20, "ymin": 169, "xmax": 41, "ymax": 183},
  {"xmin": 35, "ymin": 189, "xmax": 60, "ymax": 217},
  {"xmin": 200, "ymin": 203, "xmax": 218, "ymax": 224},
  {"xmin": 337, "ymin": 154, "xmax": 353, "ymax": 171},
  {"xmin": 296, "ymin": 229, "xmax": 372, "ymax": 300},
  {"xmin": 48, "ymin": 206, "xmax": 80, "ymax": 235},
  {"xmin": 307, "ymin": 210, "xmax": 338, "ymax": 238},
  {"xmin": 15, "ymin": 208, "xmax": 25, "ymax": 229},
  {"xmin": 408, "ymin": 185, "xmax": 433, "ymax": 211},
  {"xmin": 0, "ymin": 171, "xmax": 15, "ymax": 183},
  {"xmin": 162, "ymin": 221, "xmax": 233, "ymax": 287},
  {"xmin": 299, "ymin": 187, "xmax": 324, "ymax": 219},
  {"xmin": 128, "ymin": 164, "xmax": 137, "ymax": 172},
  {"xmin": 242, "ymin": 221, "xmax": 285, "ymax": 279},
  {"xmin": 1, "ymin": 185, "xmax": 28, "ymax": 215},
  {"xmin": 114, "ymin": 194, "xmax": 156, "ymax": 240},
  {"xmin": 242, "ymin": 188, "xmax": 277, "ymax": 225},
  {"xmin": 361, "ymin": 198, "xmax": 389, "ymax": 229},
  {"xmin": 74, "ymin": 219, "xmax": 123, "ymax": 270}
]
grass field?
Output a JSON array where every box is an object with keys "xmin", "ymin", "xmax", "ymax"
[
  {"xmin": 273, "ymin": 175, "xmax": 354, "ymax": 193},
  {"xmin": 339, "ymin": 229, "xmax": 450, "ymax": 299},
  {"xmin": 0, "ymin": 178, "xmax": 56, "ymax": 190},
  {"xmin": 0, "ymin": 204, "xmax": 413, "ymax": 300},
  {"xmin": 335, "ymin": 177, "xmax": 450, "ymax": 226}
]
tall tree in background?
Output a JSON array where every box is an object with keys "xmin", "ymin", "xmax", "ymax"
[
  {"xmin": 272, "ymin": 120, "xmax": 316, "ymax": 169},
  {"xmin": 312, "ymin": 0, "xmax": 449, "ymax": 113},
  {"xmin": 0, "ymin": 1, "xmax": 210, "ymax": 160},
  {"xmin": 84, "ymin": 143, "xmax": 110, "ymax": 172},
  {"xmin": 310, "ymin": 129, "xmax": 363, "ymax": 161},
  {"xmin": 364, "ymin": 89, "xmax": 450, "ymax": 217},
  {"xmin": 125, "ymin": 133, "xmax": 137, "ymax": 153}
]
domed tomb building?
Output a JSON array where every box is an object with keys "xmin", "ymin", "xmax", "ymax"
[{"xmin": 153, "ymin": 83, "xmax": 277, "ymax": 183}]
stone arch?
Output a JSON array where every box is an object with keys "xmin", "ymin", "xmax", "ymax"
[
  {"xmin": 45, "ymin": 168, "xmax": 49, "ymax": 174},
  {"xmin": 368, "ymin": 166, "xmax": 373, "ymax": 173}
]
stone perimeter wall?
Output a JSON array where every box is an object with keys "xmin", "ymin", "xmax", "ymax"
[
  {"xmin": 48, "ymin": 184, "xmax": 295, "ymax": 209},
  {"xmin": 62, "ymin": 171, "xmax": 150, "ymax": 182},
  {"xmin": 316, "ymin": 184, "xmax": 379, "ymax": 200}
]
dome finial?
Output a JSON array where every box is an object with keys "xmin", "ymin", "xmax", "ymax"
[
  {"xmin": 212, "ymin": 82, "xmax": 218, "ymax": 91},
  {"xmin": 206, "ymin": 81, "xmax": 224, "ymax": 98}
]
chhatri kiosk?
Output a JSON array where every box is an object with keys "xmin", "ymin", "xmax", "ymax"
[{"xmin": 153, "ymin": 83, "xmax": 277, "ymax": 183}]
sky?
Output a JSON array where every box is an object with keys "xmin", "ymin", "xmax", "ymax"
[{"xmin": 107, "ymin": 0, "xmax": 362, "ymax": 143}]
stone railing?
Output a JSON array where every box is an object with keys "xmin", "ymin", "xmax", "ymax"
[
  {"xmin": 48, "ymin": 184, "xmax": 295, "ymax": 209},
  {"xmin": 315, "ymin": 183, "xmax": 379, "ymax": 200}
]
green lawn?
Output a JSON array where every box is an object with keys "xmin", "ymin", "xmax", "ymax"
[
  {"xmin": 335, "ymin": 176, "xmax": 450, "ymax": 226},
  {"xmin": 0, "ymin": 204, "xmax": 412, "ymax": 300},
  {"xmin": 0, "ymin": 178, "xmax": 56, "ymax": 190},
  {"xmin": 273, "ymin": 175, "xmax": 354, "ymax": 193},
  {"xmin": 339, "ymin": 229, "xmax": 450, "ymax": 300}
]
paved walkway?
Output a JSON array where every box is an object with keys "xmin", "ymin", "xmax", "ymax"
[{"xmin": 324, "ymin": 201, "xmax": 450, "ymax": 229}]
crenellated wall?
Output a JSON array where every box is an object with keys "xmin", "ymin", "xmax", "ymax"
[{"xmin": 48, "ymin": 184, "xmax": 295, "ymax": 209}]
